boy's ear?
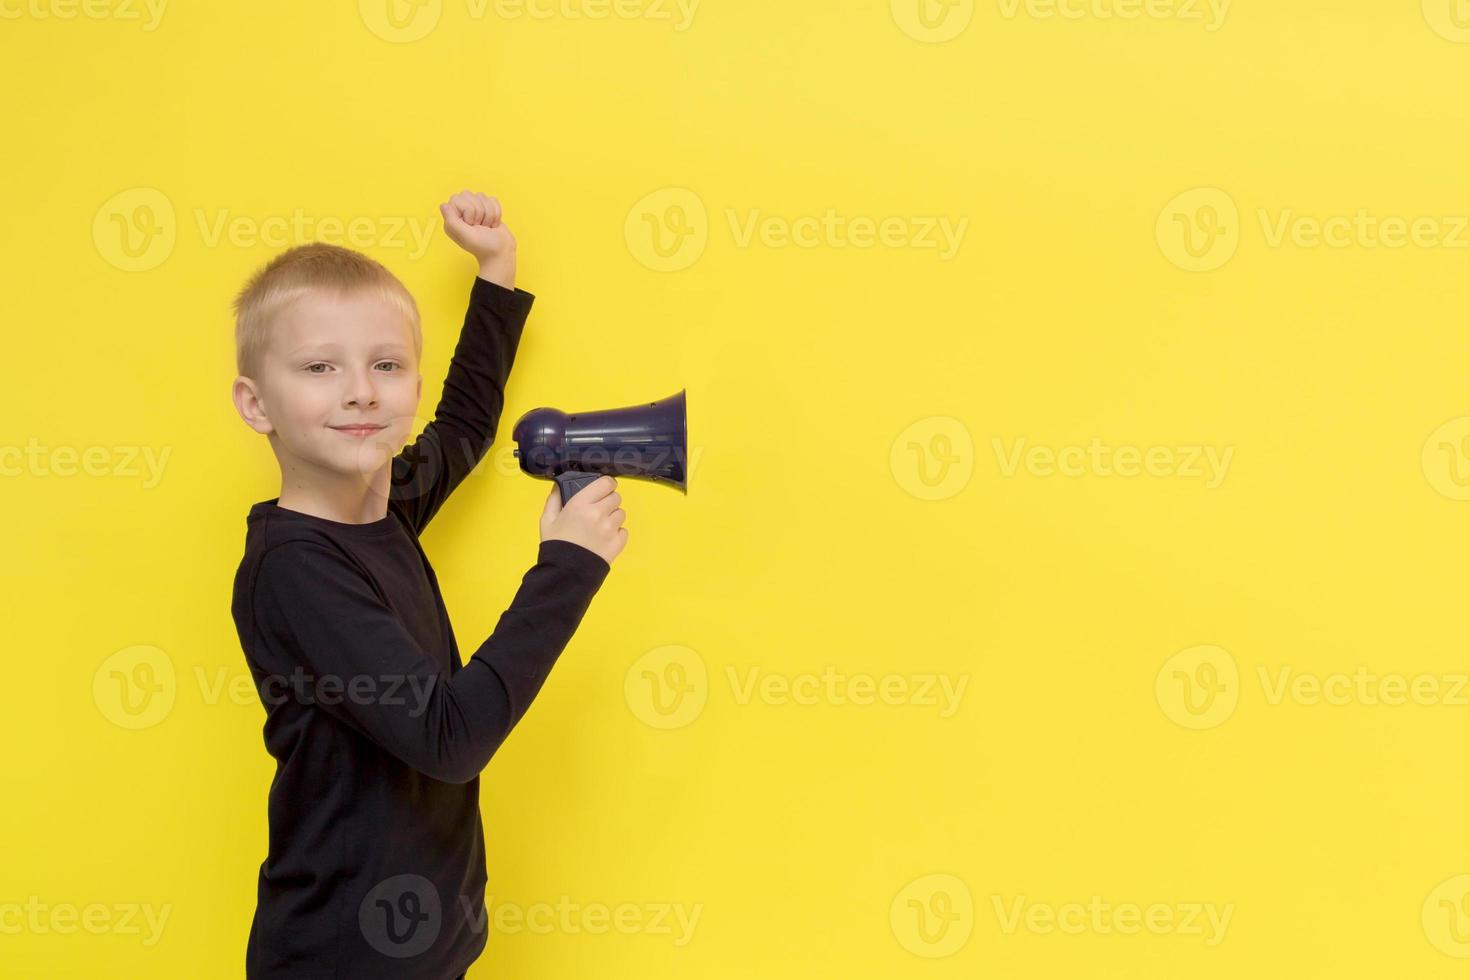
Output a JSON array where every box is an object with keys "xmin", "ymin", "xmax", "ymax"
[{"xmin": 233, "ymin": 376, "xmax": 275, "ymax": 435}]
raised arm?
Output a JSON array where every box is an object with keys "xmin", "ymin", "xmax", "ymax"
[
  {"xmin": 249, "ymin": 536, "xmax": 610, "ymax": 784},
  {"xmin": 390, "ymin": 275, "xmax": 533, "ymax": 533},
  {"xmin": 390, "ymin": 191, "xmax": 530, "ymax": 534}
]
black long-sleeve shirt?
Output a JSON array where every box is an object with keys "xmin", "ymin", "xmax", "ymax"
[{"xmin": 230, "ymin": 276, "xmax": 610, "ymax": 979}]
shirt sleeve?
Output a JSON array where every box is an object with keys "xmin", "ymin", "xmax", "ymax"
[
  {"xmin": 389, "ymin": 276, "xmax": 536, "ymax": 536},
  {"xmin": 249, "ymin": 536, "xmax": 609, "ymax": 784}
]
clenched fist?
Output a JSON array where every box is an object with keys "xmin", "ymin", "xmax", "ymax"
[
  {"xmin": 440, "ymin": 189, "xmax": 516, "ymax": 289},
  {"xmin": 540, "ymin": 475, "xmax": 628, "ymax": 567}
]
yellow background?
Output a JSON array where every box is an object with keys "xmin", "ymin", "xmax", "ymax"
[{"xmin": 4, "ymin": 0, "xmax": 1470, "ymax": 975}]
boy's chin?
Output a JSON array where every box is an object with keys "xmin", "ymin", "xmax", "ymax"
[{"xmin": 321, "ymin": 439, "xmax": 399, "ymax": 478}]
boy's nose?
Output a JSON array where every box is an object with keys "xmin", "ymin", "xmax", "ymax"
[{"xmin": 345, "ymin": 369, "xmax": 379, "ymax": 406}]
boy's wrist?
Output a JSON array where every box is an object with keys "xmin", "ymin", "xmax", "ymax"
[{"xmin": 477, "ymin": 252, "xmax": 516, "ymax": 290}]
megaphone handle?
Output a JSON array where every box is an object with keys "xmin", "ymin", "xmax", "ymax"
[{"xmin": 554, "ymin": 470, "xmax": 603, "ymax": 504}]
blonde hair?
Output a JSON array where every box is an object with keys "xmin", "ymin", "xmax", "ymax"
[{"xmin": 232, "ymin": 242, "xmax": 421, "ymax": 379}]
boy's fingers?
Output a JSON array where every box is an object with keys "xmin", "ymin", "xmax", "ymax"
[
  {"xmin": 452, "ymin": 190, "xmax": 478, "ymax": 223},
  {"xmin": 541, "ymin": 483, "xmax": 562, "ymax": 526},
  {"xmin": 440, "ymin": 201, "xmax": 467, "ymax": 234},
  {"xmin": 572, "ymin": 475, "xmax": 617, "ymax": 506}
]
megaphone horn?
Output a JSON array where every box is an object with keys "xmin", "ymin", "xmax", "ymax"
[{"xmin": 511, "ymin": 389, "xmax": 688, "ymax": 503}]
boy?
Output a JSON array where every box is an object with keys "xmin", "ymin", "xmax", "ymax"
[{"xmin": 229, "ymin": 191, "xmax": 628, "ymax": 978}]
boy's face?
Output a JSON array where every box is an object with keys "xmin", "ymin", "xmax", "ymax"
[{"xmin": 238, "ymin": 287, "xmax": 422, "ymax": 482}]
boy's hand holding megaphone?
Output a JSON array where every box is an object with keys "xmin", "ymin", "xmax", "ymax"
[
  {"xmin": 516, "ymin": 388, "xmax": 686, "ymax": 569},
  {"xmin": 540, "ymin": 474, "xmax": 628, "ymax": 567}
]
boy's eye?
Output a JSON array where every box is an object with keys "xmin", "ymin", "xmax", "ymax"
[{"xmin": 303, "ymin": 362, "xmax": 401, "ymax": 374}]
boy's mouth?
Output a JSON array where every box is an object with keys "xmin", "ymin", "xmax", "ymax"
[{"xmin": 330, "ymin": 424, "xmax": 387, "ymax": 437}]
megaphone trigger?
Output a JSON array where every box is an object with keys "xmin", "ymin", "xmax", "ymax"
[{"xmin": 553, "ymin": 470, "xmax": 609, "ymax": 505}]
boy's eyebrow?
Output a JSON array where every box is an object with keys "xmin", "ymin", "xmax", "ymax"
[{"xmin": 286, "ymin": 340, "xmax": 412, "ymax": 357}]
